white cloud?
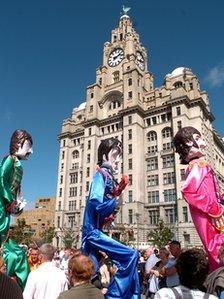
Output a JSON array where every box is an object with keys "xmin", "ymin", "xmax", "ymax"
[{"xmin": 204, "ymin": 65, "xmax": 224, "ymax": 88}]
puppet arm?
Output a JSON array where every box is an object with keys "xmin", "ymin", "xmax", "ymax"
[{"xmin": 182, "ymin": 161, "xmax": 224, "ymax": 218}]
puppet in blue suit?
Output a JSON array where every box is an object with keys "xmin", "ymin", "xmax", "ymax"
[{"xmin": 82, "ymin": 137, "xmax": 140, "ymax": 299}]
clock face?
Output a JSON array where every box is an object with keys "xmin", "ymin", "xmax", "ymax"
[
  {"xmin": 136, "ymin": 51, "xmax": 145, "ymax": 71},
  {"xmin": 108, "ymin": 48, "xmax": 124, "ymax": 67}
]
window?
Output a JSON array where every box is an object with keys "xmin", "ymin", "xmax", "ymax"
[
  {"xmin": 163, "ymin": 142, "xmax": 173, "ymax": 151},
  {"xmin": 89, "ymin": 105, "xmax": 93, "ymax": 113},
  {"xmin": 69, "ymin": 187, "xmax": 75, "ymax": 197},
  {"xmin": 128, "ymin": 159, "xmax": 132, "ymax": 170},
  {"xmin": 162, "ymin": 128, "xmax": 172, "ymax": 138},
  {"xmin": 164, "ymin": 189, "xmax": 176, "ymax": 202},
  {"xmin": 147, "ymin": 145, "xmax": 158, "ymax": 154},
  {"xmin": 72, "ymin": 150, "xmax": 79, "ymax": 159},
  {"xmin": 128, "ymin": 144, "xmax": 132, "ymax": 154},
  {"xmin": 68, "ymin": 216, "xmax": 75, "ymax": 228},
  {"xmin": 128, "ymin": 209, "xmax": 133, "ymax": 224},
  {"xmin": 61, "ymin": 163, "xmax": 64, "ymax": 171},
  {"xmin": 177, "ymin": 121, "xmax": 182, "ymax": 130},
  {"xmin": 174, "ymin": 81, "xmax": 183, "ymax": 88},
  {"xmin": 87, "ymin": 140, "xmax": 91, "ymax": 150},
  {"xmin": 128, "ymin": 91, "xmax": 132, "ymax": 99},
  {"xmin": 113, "ymin": 71, "xmax": 120, "ymax": 83},
  {"xmin": 57, "ymin": 216, "xmax": 60, "ymax": 228},
  {"xmin": 149, "ymin": 210, "xmax": 159, "ymax": 225},
  {"xmin": 87, "ymin": 154, "xmax": 90, "ymax": 163},
  {"xmin": 189, "ymin": 82, "xmax": 193, "ymax": 90},
  {"xmin": 63, "ymin": 140, "xmax": 66, "ymax": 147},
  {"xmin": 147, "ymin": 175, "xmax": 159, "ymax": 186},
  {"xmin": 60, "ymin": 175, "xmax": 63, "ymax": 184},
  {"xmin": 128, "ymin": 78, "xmax": 132, "ymax": 86},
  {"xmin": 87, "ymin": 167, "xmax": 90, "ymax": 177},
  {"xmin": 183, "ymin": 233, "xmax": 190, "ymax": 244},
  {"xmin": 128, "ymin": 129, "xmax": 132, "ymax": 140},
  {"xmin": 70, "ymin": 173, "xmax": 78, "ymax": 184},
  {"xmin": 58, "ymin": 201, "xmax": 61, "ymax": 211},
  {"xmin": 176, "ymin": 106, "xmax": 181, "ymax": 116},
  {"xmin": 165, "ymin": 209, "xmax": 176, "ymax": 223},
  {"xmin": 162, "ymin": 155, "xmax": 174, "ymax": 168},
  {"xmin": 91, "ymin": 92, "xmax": 94, "ymax": 98},
  {"xmin": 129, "ymin": 174, "xmax": 133, "ymax": 185},
  {"xmin": 99, "ymin": 78, "xmax": 102, "ymax": 85},
  {"xmin": 88, "ymin": 128, "xmax": 92, "ymax": 136},
  {"xmin": 163, "ymin": 172, "xmax": 175, "ymax": 185},
  {"xmin": 62, "ymin": 151, "xmax": 65, "ymax": 160},
  {"xmin": 152, "ymin": 116, "xmax": 157, "ymax": 125},
  {"xmin": 183, "ymin": 207, "xmax": 188, "ymax": 222},
  {"xmin": 86, "ymin": 181, "xmax": 89, "ymax": 192},
  {"xmin": 147, "ymin": 131, "xmax": 157, "ymax": 141},
  {"xmin": 68, "ymin": 200, "xmax": 76, "ymax": 211},
  {"xmin": 128, "ymin": 115, "xmax": 132, "ymax": 124},
  {"xmin": 128, "ymin": 190, "xmax": 133, "ymax": 203},
  {"xmin": 59, "ymin": 188, "xmax": 62, "ymax": 197},
  {"xmin": 148, "ymin": 191, "xmax": 159, "ymax": 204},
  {"xmin": 79, "ymin": 186, "xmax": 82, "ymax": 196},
  {"xmin": 180, "ymin": 169, "xmax": 185, "ymax": 181},
  {"xmin": 147, "ymin": 157, "xmax": 158, "ymax": 171}
]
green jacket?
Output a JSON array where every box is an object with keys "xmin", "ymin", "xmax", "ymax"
[{"xmin": 58, "ymin": 283, "xmax": 104, "ymax": 299}]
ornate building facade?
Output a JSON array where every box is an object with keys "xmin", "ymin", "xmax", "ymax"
[{"xmin": 55, "ymin": 12, "xmax": 224, "ymax": 248}]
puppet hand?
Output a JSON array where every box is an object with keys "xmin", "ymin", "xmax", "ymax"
[
  {"xmin": 11, "ymin": 196, "xmax": 26, "ymax": 216},
  {"xmin": 111, "ymin": 175, "xmax": 129, "ymax": 197},
  {"xmin": 212, "ymin": 214, "xmax": 224, "ymax": 232}
]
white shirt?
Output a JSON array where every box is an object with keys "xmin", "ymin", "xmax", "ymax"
[
  {"xmin": 23, "ymin": 261, "xmax": 68, "ymax": 299},
  {"xmin": 154, "ymin": 285, "xmax": 218, "ymax": 299},
  {"xmin": 145, "ymin": 254, "xmax": 160, "ymax": 273}
]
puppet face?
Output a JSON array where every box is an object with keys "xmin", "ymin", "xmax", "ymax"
[
  {"xmin": 105, "ymin": 146, "xmax": 121, "ymax": 172},
  {"xmin": 15, "ymin": 140, "xmax": 33, "ymax": 160},
  {"xmin": 187, "ymin": 133, "xmax": 206, "ymax": 161}
]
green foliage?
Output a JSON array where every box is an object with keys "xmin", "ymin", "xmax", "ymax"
[
  {"xmin": 10, "ymin": 218, "xmax": 34, "ymax": 245},
  {"xmin": 148, "ymin": 219, "xmax": 174, "ymax": 248},
  {"xmin": 40, "ymin": 226, "xmax": 55, "ymax": 244},
  {"xmin": 61, "ymin": 228, "xmax": 77, "ymax": 248}
]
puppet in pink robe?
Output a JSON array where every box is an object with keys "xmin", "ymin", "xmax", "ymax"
[{"xmin": 173, "ymin": 126, "xmax": 224, "ymax": 271}]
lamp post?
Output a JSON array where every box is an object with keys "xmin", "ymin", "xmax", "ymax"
[{"xmin": 135, "ymin": 212, "xmax": 140, "ymax": 249}]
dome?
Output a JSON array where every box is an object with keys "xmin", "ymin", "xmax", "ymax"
[
  {"xmin": 74, "ymin": 102, "xmax": 86, "ymax": 111},
  {"xmin": 166, "ymin": 67, "xmax": 186, "ymax": 78}
]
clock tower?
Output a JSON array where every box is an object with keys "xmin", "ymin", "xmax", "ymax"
[{"xmin": 56, "ymin": 8, "xmax": 219, "ymax": 249}]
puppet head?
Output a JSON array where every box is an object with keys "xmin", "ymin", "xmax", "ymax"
[
  {"xmin": 97, "ymin": 137, "xmax": 122, "ymax": 172},
  {"xmin": 173, "ymin": 126, "xmax": 206, "ymax": 164},
  {"xmin": 10, "ymin": 129, "xmax": 33, "ymax": 160}
]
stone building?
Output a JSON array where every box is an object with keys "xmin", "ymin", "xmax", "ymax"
[
  {"xmin": 17, "ymin": 196, "xmax": 55, "ymax": 239},
  {"xmin": 55, "ymin": 11, "xmax": 224, "ymax": 248}
]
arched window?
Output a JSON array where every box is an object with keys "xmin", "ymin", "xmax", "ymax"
[
  {"xmin": 113, "ymin": 71, "xmax": 120, "ymax": 83},
  {"xmin": 173, "ymin": 81, "xmax": 183, "ymax": 89},
  {"xmin": 162, "ymin": 127, "xmax": 172, "ymax": 138},
  {"xmin": 72, "ymin": 150, "xmax": 79, "ymax": 159},
  {"xmin": 147, "ymin": 131, "xmax": 157, "ymax": 141},
  {"xmin": 109, "ymin": 100, "xmax": 121, "ymax": 110}
]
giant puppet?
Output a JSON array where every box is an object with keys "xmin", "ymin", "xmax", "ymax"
[
  {"xmin": 173, "ymin": 126, "xmax": 224, "ymax": 271},
  {"xmin": 82, "ymin": 137, "xmax": 140, "ymax": 299},
  {"xmin": 0, "ymin": 129, "xmax": 33, "ymax": 288}
]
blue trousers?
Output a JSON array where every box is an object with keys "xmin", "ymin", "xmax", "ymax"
[{"xmin": 85, "ymin": 229, "xmax": 140, "ymax": 299}]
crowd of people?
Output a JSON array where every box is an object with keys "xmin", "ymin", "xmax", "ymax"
[{"xmin": 1, "ymin": 240, "xmax": 224, "ymax": 298}]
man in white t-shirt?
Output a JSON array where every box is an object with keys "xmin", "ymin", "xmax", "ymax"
[
  {"xmin": 23, "ymin": 244, "xmax": 68, "ymax": 299},
  {"xmin": 154, "ymin": 248, "xmax": 218, "ymax": 299}
]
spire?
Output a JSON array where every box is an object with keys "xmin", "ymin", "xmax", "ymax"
[{"xmin": 120, "ymin": 5, "xmax": 131, "ymax": 19}]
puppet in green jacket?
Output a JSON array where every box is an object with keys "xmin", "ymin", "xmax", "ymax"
[{"xmin": 0, "ymin": 129, "xmax": 33, "ymax": 288}]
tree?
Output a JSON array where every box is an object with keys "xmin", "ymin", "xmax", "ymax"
[
  {"xmin": 61, "ymin": 228, "xmax": 78, "ymax": 248},
  {"xmin": 148, "ymin": 219, "xmax": 173, "ymax": 248},
  {"xmin": 40, "ymin": 226, "xmax": 55, "ymax": 244},
  {"xmin": 10, "ymin": 218, "xmax": 34, "ymax": 245}
]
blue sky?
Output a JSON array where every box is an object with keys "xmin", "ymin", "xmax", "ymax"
[{"xmin": 0, "ymin": 0, "xmax": 224, "ymax": 209}]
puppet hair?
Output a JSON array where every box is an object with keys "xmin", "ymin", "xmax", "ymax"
[
  {"xmin": 173, "ymin": 126, "xmax": 200, "ymax": 165},
  {"xmin": 97, "ymin": 137, "xmax": 122, "ymax": 166},
  {"xmin": 10, "ymin": 129, "xmax": 33, "ymax": 155}
]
